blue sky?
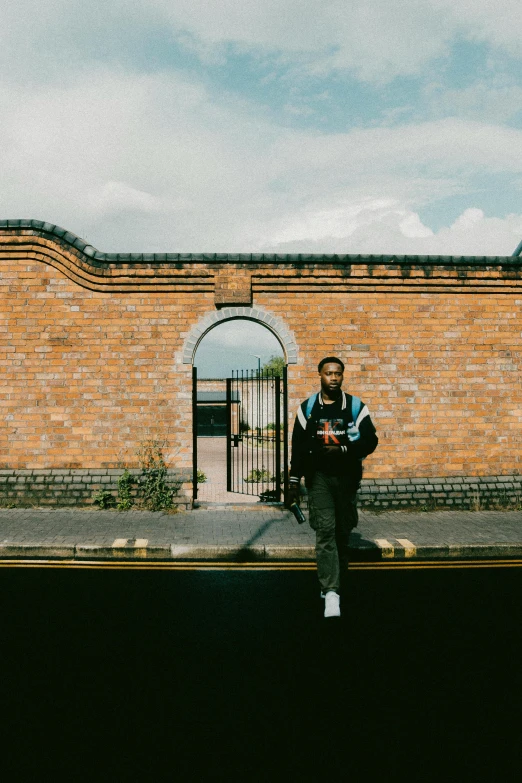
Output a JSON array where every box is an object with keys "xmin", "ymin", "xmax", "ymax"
[{"xmin": 195, "ymin": 321, "xmax": 283, "ymax": 378}]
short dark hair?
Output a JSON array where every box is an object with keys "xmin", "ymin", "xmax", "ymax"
[{"xmin": 318, "ymin": 356, "xmax": 344, "ymax": 372}]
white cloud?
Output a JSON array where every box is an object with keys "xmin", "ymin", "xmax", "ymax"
[
  {"xmin": 263, "ymin": 199, "xmax": 423, "ymax": 245},
  {"xmin": 1, "ymin": 69, "xmax": 521, "ymax": 254},
  {"xmin": 399, "ymin": 213, "xmax": 434, "ymax": 239},
  {"xmin": 151, "ymin": 0, "xmax": 449, "ymax": 82},
  {"xmin": 1, "ymin": 0, "xmax": 521, "ymax": 258},
  {"xmin": 437, "ymin": 0, "xmax": 522, "ymax": 55},
  {"xmin": 270, "ymin": 119, "xmax": 522, "ymax": 184},
  {"xmin": 201, "ymin": 321, "xmax": 280, "ymax": 350},
  {"xmin": 424, "ymin": 81, "xmax": 522, "ymax": 123},
  {"xmin": 87, "ymin": 181, "xmax": 183, "ymax": 216},
  {"xmin": 3, "ymin": 1, "xmax": 522, "ymax": 87},
  {"xmin": 149, "ymin": 0, "xmax": 522, "ymax": 82},
  {"xmin": 262, "ymin": 206, "xmax": 522, "ymax": 257}
]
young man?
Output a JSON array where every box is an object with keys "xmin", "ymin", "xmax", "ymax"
[{"xmin": 287, "ymin": 357, "xmax": 378, "ymax": 618}]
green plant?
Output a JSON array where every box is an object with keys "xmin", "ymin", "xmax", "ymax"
[
  {"xmin": 117, "ymin": 469, "xmax": 135, "ymax": 511},
  {"xmin": 469, "ymin": 489, "xmax": 482, "ymax": 512},
  {"xmin": 257, "ymin": 355, "xmax": 285, "ymax": 377},
  {"xmin": 197, "ymin": 469, "xmax": 207, "ymax": 484},
  {"xmin": 244, "ymin": 467, "xmax": 272, "ymax": 483},
  {"xmin": 137, "ymin": 440, "xmax": 179, "ymax": 512},
  {"xmin": 93, "ymin": 488, "xmax": 116, "ymax": 509},
  {"xmin": 488, "ymin": 489, "xmax": 521, "ymax": 511}
]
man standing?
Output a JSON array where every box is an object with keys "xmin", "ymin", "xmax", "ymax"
[{"xmin": 287, "ymin": 357, "xmax": 378, "ymax": 618}]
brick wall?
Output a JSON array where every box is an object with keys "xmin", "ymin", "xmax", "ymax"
[
  {"xmin": 260, "ymin": 291, "xmax": 522, "ymax": 480},
  {"xmin": 0, "ymin": 468, "xmax": 191, "ymax": 510},
  {"xmin": 1, "ymin": 221, "xmax": 521, "ymax": 509}
]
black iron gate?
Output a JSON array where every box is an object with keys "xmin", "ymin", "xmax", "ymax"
[
  {"xmin": 226, "ymin": 367, "xmax": 288, "ymax": 501},
  {"xmin": 192, "ymin": 366, "xmax": 288, "ymax": 505}
]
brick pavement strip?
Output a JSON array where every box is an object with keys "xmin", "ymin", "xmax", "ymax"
[{"xmin": 0, "ymin": 507, "xmax": 520, "ymax": 562}]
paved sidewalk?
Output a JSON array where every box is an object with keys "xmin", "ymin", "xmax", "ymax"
[{"xmin": 0, "ymin": 504, "xmax": 520, "ymax": 562}]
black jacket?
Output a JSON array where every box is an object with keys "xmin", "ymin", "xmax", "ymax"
[{"xmin": 289, "ymin": 390, "xmax": 378, "ymax": 487}]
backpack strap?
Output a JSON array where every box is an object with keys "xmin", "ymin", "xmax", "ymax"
[
  {"xmin": 351, "ymin": 395, "xmax": 362, "ymax": 424},
  {"xmin": 305, "ymin": 392, "xmax": 361, "ymax": 423},
  {"xmin": 305, "ymin": 393, "xmax": 318, "ymax": 420}
]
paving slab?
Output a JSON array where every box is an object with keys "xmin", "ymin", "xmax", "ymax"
[{"xmin": 0, "ymin": 504, "xmax": 520, "ymax": 563}]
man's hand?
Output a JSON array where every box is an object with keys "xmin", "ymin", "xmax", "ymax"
[{"xmin": 286, "ymin": 482, "xmax": 300, "ymax": 508}]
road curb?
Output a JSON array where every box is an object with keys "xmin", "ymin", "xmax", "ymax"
[
  {"xmin": 0, "ymin": 543, "xmax": 76, "ymax": 559},
  {"xmin": 0, "ymin": 540, "xmax": 522, "ymax": 563},
  {"xmin": 170, "ymin": 544, "xmax": 267, "ymax": 561},
  {"xmin": 75, "ymin": 543, "xmax": 173, "ymax": 560}
]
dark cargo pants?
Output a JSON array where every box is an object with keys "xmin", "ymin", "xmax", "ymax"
[{"xmin": 307, "ymin": 471, "xmax": 358, "ymax": 594}]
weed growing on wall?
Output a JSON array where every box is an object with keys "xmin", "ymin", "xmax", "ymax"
[
  {"xmin": 117, "ymin": 469, "xmax": 135, "ymax": 511},
  {"xmin": 137, "ymin": 439, "xmax": 180, "ymax": 512},
  {"xmin": 93, "ymin": 488, "xmax": 116, "ymax": 509},
  {"xmin": 93, "ymin": 438, "xmax": 180, "ymax": 512}
]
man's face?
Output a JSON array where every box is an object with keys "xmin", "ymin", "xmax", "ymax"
[{"xmin": 319, "ymin": 362, "xmax": 344, "ymax": 395}]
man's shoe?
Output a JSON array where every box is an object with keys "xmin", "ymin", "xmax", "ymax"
[{"xmin": 324, "ymin": 591, "xmax": 340, "ymax": 618}]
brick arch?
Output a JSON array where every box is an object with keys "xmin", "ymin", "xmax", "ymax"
[{"xmin": 182, "ymin": 307, "xmax": 298, "ymax": 365}]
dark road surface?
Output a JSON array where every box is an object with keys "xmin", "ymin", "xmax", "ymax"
[{"xmin": 2, "ymin": 565, "xmax": 521, "ymax": 780}]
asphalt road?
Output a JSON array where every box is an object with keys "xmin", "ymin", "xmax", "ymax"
[{"xmin": 2, "ymin": 565, "xmax": 521, "ymax": 780}]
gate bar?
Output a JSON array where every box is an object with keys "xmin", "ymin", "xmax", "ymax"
[
  {"xmin": 192, "ymin": 365, "xmax": 198, "ymax": 505},
  {"xmin": 226, "ymin": 377, "xmax": 232, "ymax": 492},
  {"xmin": 275, "ymin": 374, "xmax": 281, "ymax": 501},
  {"xmin": 283, "ymin": 364, "xmax": 288, "ymax": 506}
]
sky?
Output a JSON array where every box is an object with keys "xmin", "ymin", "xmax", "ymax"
[
  {"xmin": 2, "ymin": 1, "xmax": 521, "ymax": 374},
  {"xmin": 194, "ymin": 321, "xmax": 283, "ymax": 378},
  {"xmin": 1, "ymin": 0, "xmax": 521, "ymax": 259}
]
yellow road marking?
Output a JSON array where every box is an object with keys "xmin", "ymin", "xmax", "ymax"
[
  {"xmin": 0, "ymin": 559, "xmax": 521, "ymax": 570},
  {"xmin": 395, "ymin": 538, "xmax": 416, "ymax": 558},
  {"xmin": 374, "ymin": 538, "xmax": 394, "ymax": 558}
]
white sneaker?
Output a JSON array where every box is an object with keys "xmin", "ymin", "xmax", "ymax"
[{"xmin": 324, "ymin": 591, "xmax": 340, "ymax": 618}]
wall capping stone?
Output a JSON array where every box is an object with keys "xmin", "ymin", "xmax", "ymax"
[
  {"xmin": 2, "ymin": 221, "xmax": 521, "ymax": 298},
  {"xmin": 2, "ymin": 219, "xmax": 522, "ymax": 267}
]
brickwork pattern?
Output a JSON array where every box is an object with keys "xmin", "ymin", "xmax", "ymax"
[
  {"xmin": 259, "ymin": 291, "xmax": 522, "ymax": 480},
  {"xmin": 1, "ymin": 222, "xmax": 521, "ymax": 509},
  {"xmin": 0, "ymin": 244, "xmax": 211, "ymax": 471},
  {"xmin": 0, "ymin": 469, "xmax": 191, "ymax": 509},
  {"xmin": 214, "ymin": 271, "xmax": 252, "ymax": 306},
  {"xmin": 0, "ymin": 469, "xmax": 519, "ymax": 511},
  {"xmin": 357, "ymin": 475, "xmax": 522, "ymax": 509}
]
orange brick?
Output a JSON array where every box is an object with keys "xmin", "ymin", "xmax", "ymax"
[{"xmin": 1, "ymin": 233, "xmax": 522, "ymax": 479}]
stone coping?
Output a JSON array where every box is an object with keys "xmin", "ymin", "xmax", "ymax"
[{"xmin": 2, "ymin": 219, "xmax": 521, "ymax": 266}]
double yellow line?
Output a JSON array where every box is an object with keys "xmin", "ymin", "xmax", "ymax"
[{"xmin": 0, "ymin": 559, "xmax": 521, "ymax": 570}]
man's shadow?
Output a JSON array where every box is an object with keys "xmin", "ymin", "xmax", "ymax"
[{"xmin": 348, "ymin": 528, "xmax": 381, "ymax": 562}]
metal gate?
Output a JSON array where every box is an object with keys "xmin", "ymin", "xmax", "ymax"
[
  {"xmin": 192, "ymin": 366, "xmax": 288, "ymax": 504},
  {"xmin": 226, "ymin": 367, "xmax": 288, "ymax": 502}
]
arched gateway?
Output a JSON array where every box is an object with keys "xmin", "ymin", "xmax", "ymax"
[
  {"xmin": 1, "ymin": 220, "xmax": 522, "ymax": 510},
  {"xmin": 183, "ymin": 308, "xmax": 297, "ymax": 505},
  {"xmin": 181, "ymin": 306, "xmax": 298, "ymax": 366}
]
